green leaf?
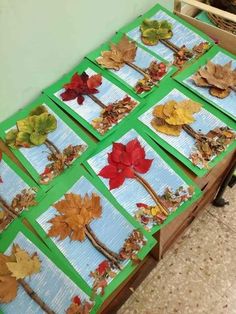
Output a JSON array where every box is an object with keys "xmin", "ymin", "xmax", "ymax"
[
  {"xmin": 15, "ymin": 132, "xmax": 32, "ymax": 148},
  {"xmin": 30, "ymin": 105, "xmax": 48, "ymax": 116},
  {"xmin": 140, "ymin": 19, "xmax": 173, "ymax": 46},
  {"xmin": 32, "ymin": 113, "xmax": 57, "ymax": 134},
  {"xmin": 30, "ymin": 132, "xmax": 47, "ymax": 145},
  {"xmin": 17, "ymin": 117, "xmax": 34, "ymax": 134},
  {"xmin": 141, "ymin": 29, "xmax": 159, "ymax": 46},
  {"xmin": 5, "ymin": 129, "xmax": 18, "ymax": 147},
  {"xmin": 140, "ymin": 19, "xmax": 160, "ymax": 32}
]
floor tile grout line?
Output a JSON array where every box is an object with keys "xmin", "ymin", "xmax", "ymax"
[{"xmin": 206, "ymin": 210, "xmax": 236, "ymax": 234}]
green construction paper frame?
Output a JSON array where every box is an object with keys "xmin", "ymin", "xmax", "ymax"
[
  {"xmin": 26, "ymin": 165, "xmax": 156, "ymax": 302},
  {"xmin": 43, "ymin": 58, "xmax": 145, "ymax": 141},
  {"xmin": 118, "ymin": 3, "xmax": 214, "ymax": 63},
  {"xmin": 86, "ymin": 32, "xmax": 177, "ymax": 98},
  {"xmin": 0, "ymin": 94, "xmax": 95, "ymax": 192},
  {"xmin": 0, "ymin": 153, "xmax": 45, "ymax": 235},
  {"xmin": 174, "ymin": 45, "xmax": 236, "ymax": 121},
  {"xmin": 133, "ymin": 80, "xmax": 236, "ymax": 177},
  {"xmin": 83, "ymin": 122, "xmax": 202, "ymax": 235},
  {"xmin": 0, "ymin": 222, "xmax": 101, "ymax": 314}
]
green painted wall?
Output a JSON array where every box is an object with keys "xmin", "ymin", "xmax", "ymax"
[{"xmin": 0, "ymin": 0, "xmax": 173, "ymax": 122}]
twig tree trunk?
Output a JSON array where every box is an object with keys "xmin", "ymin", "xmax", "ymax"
[
  {"xmin": 84, "ymin": 225, "xmax": 122, "ymax": 269},
  {"xmin": 134, "ymin": 172, "xmax": 169, "ymax": 216},
  {"xmin": 159, "ymin": 39, "xmax": 193, "ymax": 59},
  {"xmin": 88, "ymin": 94, "xmax": 107, "ymax": 109},
  {"xmin": 44, "ymin": 139, "xmax": 61, "ymax": 155},
  {"xmin": 125, "ymin": 61, "xmax": 153, "ymax": 81},
  {"xmin": 18, "ymin": 279, "xmax": 55, "ymax": 314},
  {"xmin": 0, "ymin": 196, "xmax": 17, "ymax": 220}
]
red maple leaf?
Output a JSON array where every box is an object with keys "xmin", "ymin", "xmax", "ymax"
[
  {"xmin": 99, "ymin": 138, "xmax": 153, "ymax": 190},
  {"xmin": 60, "ymin": 72, "xmax": 102, "ymax": 105},
  {"xmin": 73, "ymin": 295, "xmax": 81, "ymax": 305}
]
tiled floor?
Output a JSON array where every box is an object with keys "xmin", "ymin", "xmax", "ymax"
[{"xmin": 118, "ymin": 186, "xmax": 236, "ymax": 314}]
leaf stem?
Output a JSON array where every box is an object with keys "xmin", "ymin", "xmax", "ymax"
[
  {"xmin": 44, "ymin": 139, "xmax": 60, "ymax": 155},
  {"xmin": 85, "ymin": 225, "xmax": 122, "ymax": 270},
  {"xmin": 18, "ymin": 279, "xmax": 56, "ymax": 314},
  {"xmin": 0, "ymin": 196, "xmax": 17, "ymax": 220},
  {"xmin": 134, "ymin": 172, "xmax": 169, "ymax": 216},
  {"xmin": 88, "ymin": 94, "xmax": 107, "ymax": 109}
]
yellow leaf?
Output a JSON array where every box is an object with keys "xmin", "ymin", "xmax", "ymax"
[
  {"xmin": 165, "ymin": 108, "xmax": 195, "ymax": 126},
  {"xmin": 162, "ymin": 100, "xmax": 177, "ymax": 117},
  {"xmin": 0, "ymin": 275, "xmax": 18, "ymax": 303},
  {"xmin": 0, "ymin": 254, "xmax": 16, "ymax": 276},
  {"xmin": 152, "ymin": 105, "xmax": 167, "ymax": 119},
  {"xmin": 6, "ymin": 245, "xmax": 41, "ymax": 279},
  {"xmin": 151, "ymin": 118, "xmax": 182, "ymax": 136}
]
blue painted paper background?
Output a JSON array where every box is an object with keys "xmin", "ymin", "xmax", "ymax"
[
  {"xmin": 5, "ymin": 105, "xmax": 87, "ymax": 174},
  {"xmin": 37, "ymin": 176, "xmax": 134, "ymax": 287},
  {"xmin": 184, "ymin": 52, "xmax": 236, "ymax": 119},
  {"xmin": 126, "ymin": 9, "xmax": 207, "ymax": 62},
  {"xmin": 0, "ymin": 232, "xmax": 91, "ymax": 314},
  {"xmin": 87, "ymin": 129, "xmax": 190, "ymax": 228},
  {"xmin": 138, "ymin": 89, "xmax": 228, "ymax": 168}
]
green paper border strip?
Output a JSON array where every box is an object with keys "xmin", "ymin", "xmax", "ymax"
[
  {"xmin": 0, "ymin": 94, "xmax": 96, "ymax": 192},
  {"xmin": 118, "ymin": 3, "xmax": 214, "ymax": 62},
  {"xmin": 0, "ymin": 153, "xmax": 45, "ymax": 236},
  {"xmin": 133, "ymin": 79, "xmax": 236, "ymax": 177},
  {"xmin": 0, "ymin": 222, "xmax": 101, "ymax": 314},
  {"xmin": 26, "ymin": 165, "xmax": 156, "ymax": 302},
  {"xmin": 174, "ymin": 45, "xmax": 236, "ymax": 121},
  {"xmin": 83, "ymin": 122, "xmax": 202, "ymax": 235},
  {"xmin": 86, "ymin": 32, "xmax": 177, "ymax": 99},
  {"xmin": 43, "ymin": 58, "xmax": 147, "ymax": 141}
]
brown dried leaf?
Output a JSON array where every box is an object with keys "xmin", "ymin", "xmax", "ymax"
[
  {"xmin": 96, "ymin": 35, "xmax": 137, "ymax": 70},
  {"xmin": 209, "ymin": 87, "xmax": 230, "ymax": 99},
  {"xmin": 151, "ymin": 118, "xmax": 181, "ymax": 136},
  {"xmin": 0, "ymin": 275, "xmax": 18, "ymax": 303},
  {"xmin": 48, "ymin": 193, "xmax": 102, "ymax": 242}
]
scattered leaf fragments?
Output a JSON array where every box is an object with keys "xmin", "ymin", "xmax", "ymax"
[
  {"xmin": 119, "ymin": 230, "xmax": 146, "ymax": 264},
  {"xmin": 135, "ymin": 186, "xmax": 193, "ymax": 229},
  {"xmin": 91, "ymin": 96, "xmax": 137, "ymax": 134},
  {"xmin": 40, "ymin": 144, "xmax": 86, "ymax": 184},
  {"xmin": 90, "ymin": 260, "xmax": 117, "ymax": 296},
  {"xmin": 66, "ymin": 295, "xmax": 93, "ymax": 314},
  {"xmin": 192, "ymin": 60, "xmax": 236, "ymax": 98}
]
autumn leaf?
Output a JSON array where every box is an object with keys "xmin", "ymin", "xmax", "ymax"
[
  {"xmin": 192, "ymin": 60, "xmax": 236, "ymax": 99},
  {"xmin": 61, "ymin": 72, "xmax": 103, "ymax": 105},
  {"xmin": 151, "ymin": 99, "xmax": 201, "ymax": 136},
  {"xmin": 48, "ymin": 193, "xmax": 102, "ymax": 242},
  {"xmin": 96, "ymin": 35, "xmax": 137, "ymax": 70},
  {"xmin": 66, "ymin": 296, "xmax": 93, "ymax": 314},
  {"xmin": 99, "ymin": 138, "xmax": 153, "ymax": 190},
  {"xmin": 0, "ymin": 275, "xmax": 18, "ymax": 303},
  {"xmin": 6, "ymin": 245, "xmax": 41, "ymax": 280},
  {"xmin": 140, "ymin": 19, "xmax": 173, "ymax": 46}
]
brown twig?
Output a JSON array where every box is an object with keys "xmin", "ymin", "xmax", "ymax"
[
  {"xmin": 88, "ymin": 94, "xmax": 107, "ymax": 109},
  {"xmin": 44, "ymin": 139, "xmax": 60, "ymax": 155},
  {"xmin": 85, "ymin": 225, "xmax": 122, "ymax": 269},
  {"xmin": 160, "ymin": 39, "xmax": 193, "ymax": 60},
  {"xmin": 0, "ymin": 196, "xmax": 17, "ymax": 220},
  {"xmin": 183, "ymin": 125, "xmax": 201, "ymax": 140},
  {"xmin": 125, "ymin": 61, "xmax": 152, "ymax": 80},
  {"xmin": 18, "ymin": 279, "xmax": 55, "ymax": 314},
  {"xmin": 134, "ymin": 172, "xmax": 169, "ymax": 216}
]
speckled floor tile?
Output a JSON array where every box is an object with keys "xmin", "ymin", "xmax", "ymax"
[
  {"xmin": 207, "ymin": 187, "xmax": 236, "ymax": 233},
  {"xmin": 118, "ymin": 187, "xmax": 236, "ymax": 314},
  {"xmin": 118, "ymin": 253, "xmax": 226, "ymax": 314}
]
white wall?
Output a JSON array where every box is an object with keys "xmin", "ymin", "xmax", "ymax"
[{"xmin": 0, "ymin": 0, "xmax": 173, "ymax": 122}]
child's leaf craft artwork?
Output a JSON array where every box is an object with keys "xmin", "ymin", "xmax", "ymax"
[
  {"xmin": 0, "ymin": 153, "xmax": 37, "ymax": 232},
  {"xmin": 152, "ymin": 99, "xmax": 236, "ymax": 167},
  {"xmin": 98, "ymin": 138, "xmax": 193, "ymax": 227},
  {"xmin": 5, "ymin": 105, "xmax": 86, "ymax": 185},
  {"xmin": 192, "ymin": 60, "xmax": 236, "ymax": 99},
  {"xmin": 66, "ymin": 295, "xmax": 93, "ymax": 314},
  {"xmin": 96, "ymin": 35, "xmax": 167, "ymax": 94},
  {"xmin": 47, "ymin": 191, "xmax": 145, "ymax": 295},
  {"xmin": 0, "ymin": 245, "xmax": 55, "ymax": 313},
  {"xmin": 139, "ymin": 19, "xmax": 209, "ymax": 67},
  {"xmin": 61, "ymin": 71, "xmax": 138, "ymax": 134}
]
